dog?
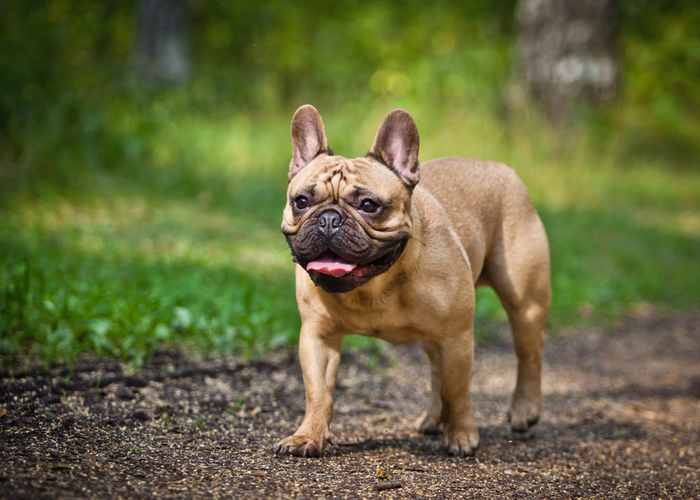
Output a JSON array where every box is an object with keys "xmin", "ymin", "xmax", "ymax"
[{"xmin": 277, "ymin": 105, "xmax": 551, "ymax": 457}]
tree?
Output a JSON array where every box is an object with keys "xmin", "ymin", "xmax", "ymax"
[
  {"xmin": 135, "ymin": 0, "xmax": 191, "ymax": 84},
  {"xmin": 515, "ymin": 0, "xmax": 618, "ymax": 123}
]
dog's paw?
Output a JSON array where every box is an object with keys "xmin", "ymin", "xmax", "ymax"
[
  {"xmin": 442, "ymin": 428, "xmax": 479, "ymax": 458},
  {"xmin": 275, "ymin": 434, "xmax": 329, "ymax": 458},
  {"xmin": 414, "ymin": 411, "xmax": 442, "ymax": 435},
  {"xmin": 508, "ymin": 401, "xmax": 540, "ymax": 433}
]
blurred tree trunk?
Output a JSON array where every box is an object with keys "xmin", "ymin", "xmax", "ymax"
[
  {"xmin": 515, "ymin": 0, "xmax": 618, "ymax": 123},
  {"xmin": 135, "ymin": 0, "xmax": 191, "ymax": 84}
]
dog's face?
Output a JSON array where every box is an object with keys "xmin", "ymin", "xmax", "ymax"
[{"xmin": 282, "ymin": 106, "xmax": 420, "ymax": 293}]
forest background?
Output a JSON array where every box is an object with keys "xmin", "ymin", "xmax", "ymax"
[{"xmin": 1, "ymin": 0, "xmax": 699, "ymax": 364}]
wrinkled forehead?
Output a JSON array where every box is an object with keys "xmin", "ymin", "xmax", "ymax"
[{"xmin": 288, "ymin": 156, "xmax": 404, "ymax": 198}]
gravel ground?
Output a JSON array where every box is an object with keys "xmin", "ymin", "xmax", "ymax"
[{"xmin": 1, "ymin": 312, "xmax": 699, "ymax": 499}]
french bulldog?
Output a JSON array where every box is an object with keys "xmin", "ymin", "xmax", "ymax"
[{"xmin": 277, "ymin": 105, "xmax": 551, "ymax": 457}]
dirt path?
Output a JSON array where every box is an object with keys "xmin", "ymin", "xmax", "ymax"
[{"xmin": 2, "ymin": 312, "xmax": 699, "ymax": 499}]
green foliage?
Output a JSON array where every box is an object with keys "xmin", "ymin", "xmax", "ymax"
[
  {"xmin": 1, "ymin": 1, "xmax": 522, "ymax": 191},
  {"xmin": 0, "ymin": 217, "xmax": 298, "ymax": 361},
  {"xmin": 1, "ymin": 1, "xmax": 699, "ymax": 363},
  {"xmin": 0, "ymin": 1, "xmax": 135, "ymax": 188},
  {"xmin": 618, "ymin": 0, "xmax": 700, "ymax": 165},
  {"xmin": 189, "ymin": 0, "xmax": 518, "ymax": 105}
]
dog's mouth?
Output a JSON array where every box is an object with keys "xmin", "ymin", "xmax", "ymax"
[
  {"xmin": 305, "ymin": 251, "xmax": 358, "ymax": 277},
  {"xmin": 293, "ymin": 241, "xmax": 407, "ymax": 282}
]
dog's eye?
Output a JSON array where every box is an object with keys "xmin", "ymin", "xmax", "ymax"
[
  {"xmin": 294, "ymin": 196, "xmax": 309, "ymax": 210},
  {"xmin": 360, "ymin": 199, "xmax": 379, "ymax": 213}
]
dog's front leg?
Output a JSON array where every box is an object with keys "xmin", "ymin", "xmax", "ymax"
[
  {"xmin": 276, "ymin": 324, "xmax": 341, "ymax": 457},
  {"xmin": 439, "ymin": 333, "xmax": 480, "ymax": 457},
  {"xmin": 415, "ymin": 340, "xmax": 443, "ymax": 434}
]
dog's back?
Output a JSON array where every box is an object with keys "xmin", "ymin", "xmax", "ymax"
[{"xmin": 418, "ymin": 156, "xmax": 549, "ymax": 291}]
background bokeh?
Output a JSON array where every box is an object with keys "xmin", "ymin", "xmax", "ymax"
[{"xmin": 1, "ymin": 0, "xmax": 699, "ymax": 364}]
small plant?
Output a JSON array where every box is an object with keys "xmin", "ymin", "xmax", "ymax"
[{"xmin": 235, "ymin": 397, "xmax": 246, "ymax": 411}]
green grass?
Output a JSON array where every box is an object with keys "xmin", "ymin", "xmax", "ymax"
[
  {"xmin": 0, "ymin": 176, "xmax": 297, "ymax": 362},
  {"xmin": 1, "ymin": 102, "xmax": 699, "ymax": 364},
  {"xmin": 2, "ymin": 1, "xmax": 699, "ymax": 366}
]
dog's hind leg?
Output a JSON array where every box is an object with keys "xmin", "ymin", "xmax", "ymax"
[
  {"xmin": 504, "ymin": 296, "xmax": 549, "ymax": 432},
  {"xmin": 481, "ymin": 214, "xmax": 551, "ymax": 433}
]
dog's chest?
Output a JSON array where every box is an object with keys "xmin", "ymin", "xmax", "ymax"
[
  {"xmin": 352, "ymin": 323, "xmax": 426, "ymax": 345},
  {"xmin": 324, "ymin": 287, "xmax": 466, "ymax": 344}
]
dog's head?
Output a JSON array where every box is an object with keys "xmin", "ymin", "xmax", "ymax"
[{"xmin": 281, "ymin": 105, "xmax": 420, "ymax": 293}]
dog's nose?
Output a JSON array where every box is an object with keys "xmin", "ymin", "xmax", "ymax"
[{"xmin": 318, "ymin": 210, "xmax": 343, "ymax": 236}]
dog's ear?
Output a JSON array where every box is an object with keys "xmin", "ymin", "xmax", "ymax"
[
  {"xmin": 368, "ymin": 109, "xmax": 420, "ymax": 187},
  {"xmin": 289, "ymin": 105, "xmax": 330, "ymax": 180}
]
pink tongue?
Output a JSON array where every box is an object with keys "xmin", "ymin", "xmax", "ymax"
[{"xmin": 307, "ymin": 254, "xmax": 357, "ymax": 278}]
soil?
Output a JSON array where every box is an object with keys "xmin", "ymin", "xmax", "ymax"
[{"xmin": 1, "ymin": 312, "xmax": 699, "ymax": 499}]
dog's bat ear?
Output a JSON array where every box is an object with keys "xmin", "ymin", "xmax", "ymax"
[
  {"xmin": 368, "ymin": 109, "xmax": 420, "ymax": 188},
  {"xmin": 289, "ymin": 105, "xmax": 330, "ymax": 180}
]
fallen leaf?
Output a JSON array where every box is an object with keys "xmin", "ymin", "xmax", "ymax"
[
  {"xmin": 251, "ymin": 470, "xmax": 267, "ymax": 477},
  {"xmin": 376, "ymin": 465, "xmax": 391, "ymax": 480}
]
